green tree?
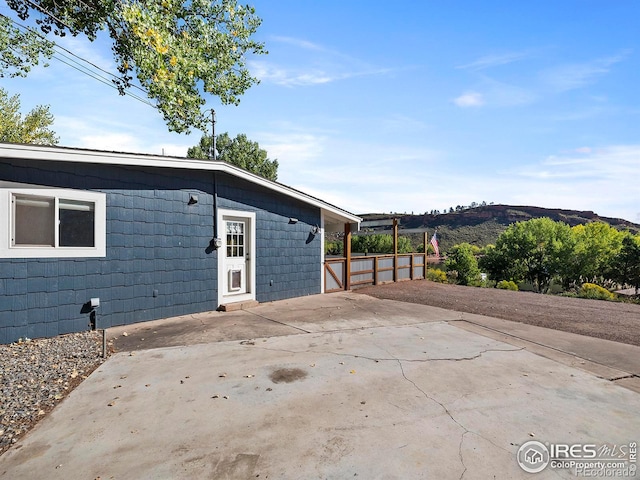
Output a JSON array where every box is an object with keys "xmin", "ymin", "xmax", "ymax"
[
  {"xmin": 186, "ymin": 134, "xmax": 214, "ymax": 160},
  {"xmin": 4, "ymin": 0, "xmax": 265, "ymax": 133},
  {"xmin": 488, "ymin": 218, "xmax": 574, "ymax": 292},
  {"xmin": 396, "ymin": 236, "xmax": 413, "ymax": 254},
  {"xmin": 0, "ymin": 15, "xmax": 54, "ymax": 78},
  {"xmin": 610, "ymin": 233, "xmax": 640, "ymax": 294},
  {"xmin": 0, "ymin": 88, "xmax": 58, "ymax": 145},
  {"xmin": 564, "ymin": 222, "xmax": 623, "ymax": 287},
  {"xmin": 445, "ymin": 243, "xmax": 480, "ymax": 286},
  {"xmin": 187, "ymin": 132, "xmax": 278, "ymax": 181},
  {"xmin": 351, "ymin": 234, "xmax": 412, "ymax": 255},
  {"xmin": 479, "ymin": 244, "xmax": 523, "ymax": 285}
]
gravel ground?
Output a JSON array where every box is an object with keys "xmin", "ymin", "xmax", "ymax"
[
  {"xmin": 357, "ymin": 280, "xmax": 640, "ymax": 346},
  {"xmin": 0, "ymin": 331, "xmax": 106, "ymax": 456}
]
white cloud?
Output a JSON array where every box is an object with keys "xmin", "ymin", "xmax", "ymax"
[
  {"xmin": 283, "ymin": 140, "xmax": 640, "ymax": 223},
  {"xmin": 540, "ymin": 50, "xmax": 631, "ymax": 92},
  {"xmin": 249, "ymin": 61, "xmax": 333, "ymax": 86},
  {"xmin": 249, "ymin": 60, "xmax": 391, "ymax": 87},
  {"xmin": 575, "ymin": 147, "xmax": 592, "ymax": 154},
  {"xmin": 478, "ymin": 76, "xmax": 537, "ymax": 107},
  {"xmin": 457, "ymin": 51, "xmax": 529, "ymax": 70},
  {"xmin": 270, "ymin": 36, "xmax": 331, "ymax": 53},
  {"xmin": 523, "ymin": 145, "xmax": 639, "ymax": 179},
  {"xmin": 454, "ymin": 92, "xmax": 485, "ymax": 107},
  {"xmin": 258, "ymin": 131, "xmax": 327, "ymax": 165},
  {"xmin": 500, "ymin": 145, "xmax": 640, "ymax": 220},
  {"xmin": 55, "ymin": 115, "xmax": 193, "ymax": 156},
  {"xmin": 249, "ymin": 35, "xmax": 393, "ymax": 87},
  {"xmin": 76, "ymin": 133, "xmax": 145, "ymax": 152},
  {"xmin": 55, "ymin": 34, "xmax": 116, "ymax": 73}
]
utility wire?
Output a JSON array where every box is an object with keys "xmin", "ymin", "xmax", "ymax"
[
  {"xmin": 22, "ymin": 0, "xmax": 77, "ymax": 33},
  {"xmin": 13, "ymin": 1, "xmax": 147, "ymax": 95},
  {"xmin": 50, "ymin": 52, "xmax": 155, "ymax": 107},
  {"xmin": 4, "ymin": 37, "xmax": 154, "ymax": 107},
  {"xmin": 1, "ymin": 12, "xmax": 156, "ymax": 108}
]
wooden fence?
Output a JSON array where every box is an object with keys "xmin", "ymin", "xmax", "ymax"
[{"xmin": 325, "ymin": 253, "xmax": 426, "ymax": 293}]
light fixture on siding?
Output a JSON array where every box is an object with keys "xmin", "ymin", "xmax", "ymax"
[
  {"xmin": 289, "ymin": 217, "xmax": 298, "ymax": 224},
  {"xmin": 188, "ymin": 194, "xmax": 198, "ymax": 205}
]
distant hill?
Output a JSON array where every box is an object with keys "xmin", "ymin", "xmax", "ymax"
[{"xmin": 359, "ymin": 204, "xmax": 640, "ymax": 252}]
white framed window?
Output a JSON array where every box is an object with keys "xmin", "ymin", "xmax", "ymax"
[{"xmin": 0, "ymin": 188, "xmax": 106, "ymax": 258}]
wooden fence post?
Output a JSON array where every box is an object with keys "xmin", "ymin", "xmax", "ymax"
[
  {"xmin": 393, "ymin": 219, "xmax": 398, "ymax": 282},
  {"xmin": 373, "ymin": 256, "xmax": 378, "ymax": 285},
  {"xmin": 423, "ymin": 231, "xmax": 428, "ymax": 277},
  {"xmin": 410, "ymin": 254, "xmax": 414, "ymax": 280},
  {"xmin": 344, "ymin": 222, "xmax": 352, "ymax": 290}
]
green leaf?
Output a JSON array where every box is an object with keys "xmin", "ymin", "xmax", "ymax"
[
  {"xmin": 3, "ymin": 1, "xmax": 266, "ymax": 133},
  {"xmin": 0, "ymin": 87, "xmax": 58, "ymax": 145}
]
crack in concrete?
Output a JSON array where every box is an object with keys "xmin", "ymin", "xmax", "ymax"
[
  {"xmin": 611, "ymin": 374, "xmax": 638, "ymax": 381},
  {"xmin": 394, "ymin": 357, "xmax": 469, "ymax": 478},
  {"xmin": 397, "ymin": 346, "xmax": 525, "ymax": 363},
  {"xmin": 247, "ymin": 343, "xmax": 524, "ymax": 365},
  {"xmin": 230, "ymin": 337, "xmax": 523, "ymax": 475},
  {"xmin": 389, "ymin": 346, "xmax": 518, "ymax": 477},
  {"xmin": 245, "ymin": 310, "xmax": 312, "ymax": 334},
  {"xmin": 449, "ymin": 318, "xmax": 640, "ymax": 379},
  {"xmin": 458, "ymin": 431, "xmax": 469, "ymax": 480}
]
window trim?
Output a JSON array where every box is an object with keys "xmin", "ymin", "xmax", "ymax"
[{"xmin": 0, "ymin": 188, "xmax": 106, "ymax": 258}]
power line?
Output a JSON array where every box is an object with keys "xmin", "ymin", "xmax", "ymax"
[
  {"xmin": 50, "ymin": 52, "xmax": 155, "ymax": 107},
  {"xmin": 15, "ymin": 0, "xmax": 148, "ymax": 96},
  {"xmin": 1, "ymin": 13, "xmax": 156, "ymax": 108},
  {"xmin": 22, "ymin": 0, "xmax": 77, "ymax": 33},
  {"xmin": 4, "ymin": 36, "xmax": 154, "ymax": 107},
  {"xmin": 43, "ymin": 29, "xmax": 149, "ymax": 96}
]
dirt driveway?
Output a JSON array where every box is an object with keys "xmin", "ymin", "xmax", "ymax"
[{"xmin": 357, "ymin": 281, "xmax": 640, "ymax": 346}]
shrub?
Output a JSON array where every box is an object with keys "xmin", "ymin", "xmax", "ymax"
[
  {"xmin": 426, "ymin": 268, "xmax": 447, "ymax": 283},
  {"xmin": 578, "ymin": 283, "xmax": 615, "ymax": 301},
  {"xmin": 325, "ymin": 241, "xmax": 343, "ymax": 255},
  {"xmin": 496, "ymin": 280, "xmax": 518, "ymax": 291},
  {"xmin": 445, "ymin": 243, "xmax": 480, "ymax": 286},
  {"xmin": 351, "ymin": 234, "xmax": 413, "ymax": 254}
]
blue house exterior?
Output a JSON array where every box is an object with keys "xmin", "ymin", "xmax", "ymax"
[{"xmin": 0, "ymin": 143, "xmax": 360, "ymax": 344}]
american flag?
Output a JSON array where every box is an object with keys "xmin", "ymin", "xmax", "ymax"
[{"xmin": 430, "ymin": 232, "xmax": 440, "ymax": 257}]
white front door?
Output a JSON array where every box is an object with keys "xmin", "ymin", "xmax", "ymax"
[
  {"xmin": 218, "ymin": 210, "xmax": 256, "ymax": 305},
  {"xmin": 224, "ymin": 218, "xmax": 248, "ymax": 295}
]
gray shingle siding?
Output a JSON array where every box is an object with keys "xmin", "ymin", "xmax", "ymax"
[{"xmin": 0, "ymin": 159, "xmax": 321, "ymax": 344}]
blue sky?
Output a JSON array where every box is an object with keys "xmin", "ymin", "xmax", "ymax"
[{"xmin": 2, "ymin": 1, "xmax": 639, "ymax": 222}]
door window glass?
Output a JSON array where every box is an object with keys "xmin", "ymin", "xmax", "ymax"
[{"xmin": 226, "ymin": 221, "xmax": 245, "ymax": 257}]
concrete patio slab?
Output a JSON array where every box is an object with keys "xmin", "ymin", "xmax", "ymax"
[
  {"xmin": 1, "ymin": 293, "xmax": 638, "ymax": 479},
  {"xmin": 108, "ymin": 292, "xmax": 478, "ymax": 352},
  {"xmin": 450, "ymin": 311, "xmax": 640, "ymax": 377}
]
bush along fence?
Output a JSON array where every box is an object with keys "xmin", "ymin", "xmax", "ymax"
[{"xmin": 325, "ymin": 220, "xmax": 431, "ymax": 292}]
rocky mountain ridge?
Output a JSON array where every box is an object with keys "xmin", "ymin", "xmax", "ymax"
[{"xmin": 359, "ymin": 204, "xmax": 640, "ymax": 251}]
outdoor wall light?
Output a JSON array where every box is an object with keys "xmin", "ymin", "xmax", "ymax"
[
  {"xmin": 188, "ymin": 194, "xmax": 198, "ymax": 205},
  {"xmin": 310, "ymin": 225, "xmax": 320, "ymax": 235},
  {"xmin": 289, "ymin": 217, "xmax": 298, "ymax": 224}
]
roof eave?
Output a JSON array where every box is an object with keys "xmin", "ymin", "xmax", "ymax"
[{"xmin": 0, "ymin": 142, "xmax": 361, "ymax": 225}]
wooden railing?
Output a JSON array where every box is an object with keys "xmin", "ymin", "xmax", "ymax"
[{"xmin": 324, "ymin": 253, "xmax": 426, "ymax": 292}]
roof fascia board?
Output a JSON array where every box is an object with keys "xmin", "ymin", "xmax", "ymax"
[{"xmin": 0, "ymin": 143, "xmax": 361, "ymax": 224}]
